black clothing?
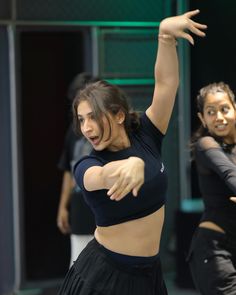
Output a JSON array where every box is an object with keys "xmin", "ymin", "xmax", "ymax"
[
  {"xmin": 74, "ymin": 112, "xmax": 167, "ymax": 227},
  {"xmin": 58, "ymin": 125, "xmax": 95, "ymax": 234},
  {"xmin": 57, "ymin": 238, "xmax": 168, "ymax": 295},
  {"xmin": 195, "ymin": 136, "xmax": 236, "ymax": 239},
  {"xmin": 58, "ymin": 125, "xmax": 92, "ymax": 174},
  {"xmin": 69, "ymin": 191, "xmax": 95, "ymax": 234},
  {"xmin": 188, "ymin": 227, "xmax": 236, "ymax": 295},
  {"xmin": 58, "ymin": 125, "xmax": 78, "ymax": 172},
  {"xmin": 188, "ymin": 135, "xmax": 236, "ymax": 294}
]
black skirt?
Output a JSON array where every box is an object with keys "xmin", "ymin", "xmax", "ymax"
[{"xmin": 58, "ymin": 238, "xmax": 168, "ymax": 295}]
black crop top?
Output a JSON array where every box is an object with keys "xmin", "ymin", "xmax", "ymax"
[
  {"xmin": 195, "ymin": 136, "xmax": 236, "ymax": 238},
  {"xmin": 74, "ymin": 112, "xmax": 168, "ymax": 226}
]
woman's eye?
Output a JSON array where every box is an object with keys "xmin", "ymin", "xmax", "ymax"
[
  {"xmin": 207, "ymin": 110, "xmax": 215, "ymax": 115},
  {"xmin": 78, "ymin": 117, "xmax": 84, "ymax": 123},
  {"xmin": 222, "ymin": 106, "xmax": 229, "ymax": 113}
]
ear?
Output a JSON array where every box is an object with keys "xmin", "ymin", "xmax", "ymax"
[
  {"xmin": 116, "ymin": 110, "xmax": 125, "ymax": 124},
  {"xmin": 197, "ymin": 112, "xmax": 207, "ymax": 128}
]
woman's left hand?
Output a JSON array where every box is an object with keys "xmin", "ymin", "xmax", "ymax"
[
  {"xmin": 159, "ymin": 9, "xmax": 207, "ymax": 45},
  {"xmin": 107, "ymin": 157, "xmax": 145, "ymax": 201}
]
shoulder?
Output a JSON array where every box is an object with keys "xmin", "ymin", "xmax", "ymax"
[
  {"xmin": 139, "ymin": 112, "xmax": 164, "ymax": 138},
  {"xmin": 196, "ymin": 136, "xmax": 221, "ymax": 151}
]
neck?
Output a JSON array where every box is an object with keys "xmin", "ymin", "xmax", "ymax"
[{"xmin": 108, "ymin": 129, "xmax": 130, "ymax": 151}]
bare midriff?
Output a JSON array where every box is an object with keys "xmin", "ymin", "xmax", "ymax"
[
  {"xmin": 94, "ymin": 205, "xmax": 165, "ymax": 257},
  {"xmin": 199, "ymin": 221, "xmax": 225, "ymax": 233}
]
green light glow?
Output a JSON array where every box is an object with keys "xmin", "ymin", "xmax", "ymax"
[
  {"xmin": 14, "ymin": 20, "xmax": 160, "ymax": 28},
  {"xmin": 105, "ymin": 78, "xmax": 154, "ymax": 85},
  {"xmin": 59, "ymin": 21, "xmax": 160, "ymax": 27}
]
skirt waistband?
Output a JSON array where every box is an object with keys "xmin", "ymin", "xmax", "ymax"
[
  {"xmin": 84, "ymin": 238, "xmax": 161, "ymax": 275},
  {"xmin": 94, "ymin": 238, "xmax": 159, "ymax": 265}
]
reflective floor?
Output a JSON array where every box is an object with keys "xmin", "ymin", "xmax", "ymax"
[{"xmin": 165, "ymin": 272, "xmax": 199, "ymax": 295}]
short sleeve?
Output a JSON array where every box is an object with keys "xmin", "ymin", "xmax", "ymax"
[
  {"xmin": 73, "ymin": 155, "xmax": 104, "ymax": 190},
  {"xmin": 140, "ymin": 112, "xmax": 165, "ymax": 152}
]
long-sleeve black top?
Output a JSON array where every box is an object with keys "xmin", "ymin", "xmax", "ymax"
[{"xmin": 195, "ymin": 136, "xmax": 236, "ymax": 238}]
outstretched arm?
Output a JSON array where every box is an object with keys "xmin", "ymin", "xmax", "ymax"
[
  {"xmin": 196, "ymin": 136, "xmax": 236, "ymax": 202},
  {"xmin": 146, "ymin": 9, "xmax": 207, "ymax": 134},
  {"xmin": 83, "ymin": 157, "xmax": 145, "ymax": 201}
]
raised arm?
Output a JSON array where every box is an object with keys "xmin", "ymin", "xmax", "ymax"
[{"xmin": 146, "ymin": 9, "xmax": 207, "ymax": 134}]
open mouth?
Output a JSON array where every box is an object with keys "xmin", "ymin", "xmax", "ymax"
[{"xmin": 88, "ymin": 136, "xmax": 100, "ymax": 145}]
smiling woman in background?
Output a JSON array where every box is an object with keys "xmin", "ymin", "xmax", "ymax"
[{"xmin": 188, "ymin": 82, "xmax": 236, "ymax": 295}]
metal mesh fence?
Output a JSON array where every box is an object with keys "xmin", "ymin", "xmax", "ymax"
[
  {"xmin": 99, "ymin": 29, "xmax": 157, "ymax": 78},
  {"xmin": 16, "ymin": 0, "xmax": 166, "ymax": 22}
]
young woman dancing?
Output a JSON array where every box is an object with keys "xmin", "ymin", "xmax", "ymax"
[{"xmin": 58, "ymin": 9, "xmax": 206, "ymax": 295}]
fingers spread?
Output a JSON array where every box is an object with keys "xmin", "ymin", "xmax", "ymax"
[
  {"xmin": 180, "ymin": 32, "xmax": 194, "ymax": 45},
  {"xmin": 184, "ymin": 9, "xmax": 200, "ymax": 18}
]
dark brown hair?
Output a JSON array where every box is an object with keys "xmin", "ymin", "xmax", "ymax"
[{"xmin": 72, "ymin": 80, "xmax": 140, "ymax": 140}]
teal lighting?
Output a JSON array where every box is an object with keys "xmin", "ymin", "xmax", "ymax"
[{"xmin": 105, "ymin": 78, "xmax": 154, "ymax": 85}]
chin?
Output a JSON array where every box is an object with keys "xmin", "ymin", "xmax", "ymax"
[
  {"xmin": 93, "ymin": 144, "xmax": 105, "ymax": 151},
  {"xmin": 215, "ymin": 131, "xmax": 229, "ymax": 138}
]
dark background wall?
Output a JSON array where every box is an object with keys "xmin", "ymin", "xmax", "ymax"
[{"xmin": 19, "ymin": 31, "xmax": 86, "ymax": 280}]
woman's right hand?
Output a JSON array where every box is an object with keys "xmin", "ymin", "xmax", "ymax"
[
  {"xmin": 107, "ymin": 157, "xmax": 145, "ymax": 201},
  {"xmin": 57, "ymin": 206, "xmax": 71, "ymax": 234}
]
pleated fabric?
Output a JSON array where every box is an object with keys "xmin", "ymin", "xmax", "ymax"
[{"xmin": 58, "ymin": 238, "xmax": 168, "ymax": 295}]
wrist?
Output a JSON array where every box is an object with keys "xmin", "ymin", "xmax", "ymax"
[
  {"xmin": 128, "ymin": 156, "xmax": 144, "ymax": 166},
  {"xmin": 158, "ymin": 33, "xmax": 177, "ymax": 46}
]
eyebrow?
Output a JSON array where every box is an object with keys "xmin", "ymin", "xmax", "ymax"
[
  {"xmin": 77, "ymin": 111, "xmax": 93, "ymax": 117},
  {"xmin": 205, "ymin": 103, "xmax": 230, "ymax": 110},
  {"xmin": 205, "ymin": 105, "xmax": 215, "ymax": 109}
]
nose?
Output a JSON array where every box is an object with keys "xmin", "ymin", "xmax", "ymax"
[
  {"xmin": 216, "ymin": 111, "xmax": 224, "ymax": 121},
  {"xmin": 82, "ymin": 119, "xmax": 92, "ymax": 134}
]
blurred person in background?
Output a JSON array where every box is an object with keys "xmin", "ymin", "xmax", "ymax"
[{"xmin": 57, "ymin": 73, "xmax": 97, "ymax": 267}]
